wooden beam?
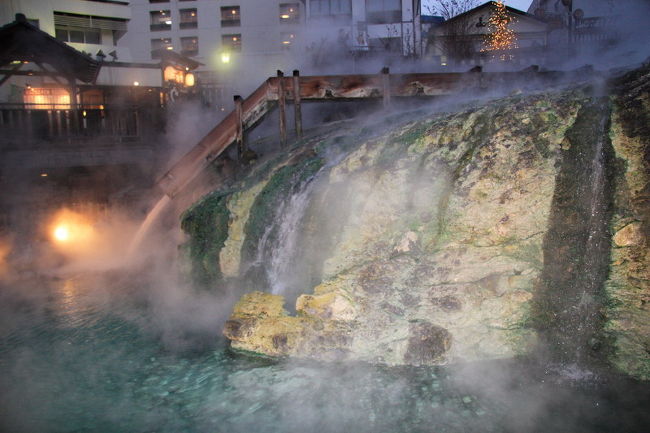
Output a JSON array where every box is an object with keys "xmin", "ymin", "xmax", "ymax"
[
  {"xmin": 277, "ymin": 70, "xmax": 287, "ymax": 147},
  {"xmin": 0, "ymin": 69, "xmax": 66, "ymax": 77},
  {"xmin": 381, "ymin": 67, "xmax": 391, "ymax": 109},
  {"xmin": 156, "ymin": 69, "xmax": 569, "ymax": 199},
  {"xmin": 292, "ymin": 70, "xmax": 302, "ymax": 139},
  {"xmin": 234, "ymin": 94, "xmax": 245, "ymax": 161}
]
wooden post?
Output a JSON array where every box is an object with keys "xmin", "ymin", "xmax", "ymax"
[
  {"xmin": 68, "ymin": 77, "xmax": 80, "ymax": 134},
  {"xmin": 234, "ymin": 94, "xmax": 245, "ymax": 161},
  {"xmin": 381, "ymin": 67, "xmax": 390, "ymax": 109},
  {"xmin": 277, "ymin": 70, "xmax": 287, "ymax": 147},
  {"xmin": 292, "ymin": 70, "xmax": 302, "ymax": 140},
  {"xmin": 47, "ymin": 110, "xmax": 54, "ymax": 138}
]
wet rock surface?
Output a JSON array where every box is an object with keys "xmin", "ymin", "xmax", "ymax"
[{"xmin": 183, "ymin": 64, "xmax": 650, "ymax": 377}]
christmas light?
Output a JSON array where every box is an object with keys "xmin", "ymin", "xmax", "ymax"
[{"xmin": 482, "ymin": 1, "xmax": 518, "ymax": 61}]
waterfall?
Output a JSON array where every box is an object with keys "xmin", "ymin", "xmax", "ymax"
[
  {"xmin": 534, "ymin": 100, "xmax": 614, "ymax": 369},
  {"xmin": 252, "ymin": 170, "xmax": 322, "ymax": 301},
  {"xmin": 267, "ymin": 178, "xmax": 318, "ymax": 295},
  {"xmin": 127, "ymin": 195, "xmax": 171, "ymax": 260},
  {"xmin": 573, "ymin": 112, "xmax": 610, "ymax": 365}
]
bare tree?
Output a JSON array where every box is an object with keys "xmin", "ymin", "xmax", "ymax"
[
  {"xmin": 425, "ymin": 0, "xmax": 481, "ymax": 63},
  {"xmin": 425, "ymin": 0, "xmax": 479, "ymax": 20}
]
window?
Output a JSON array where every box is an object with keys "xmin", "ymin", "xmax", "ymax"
[
  {"xmin": 179, "ymin": 8, "xmax": 198, "ymax": 29},
  {"xmin": 311, "ymin": 0, "xmax": 352, "ymax": 17},
  {"xmin": 54, "ymin": 11, "xmax": 127, "ymax": 44},
  {"xmin": 280, "ymin": 3, "xmax": 300, "ymax": 23},
  {"xmin": 150, "ymin": 10, "xmax": 172, "ymax": 31},
  {"xmin": 222, "ymin": 34, "xmax": 241, "ymax": 52},
  {"xmin": 366, "ymin": 0, "xmax": 401, "ymax": 24},
  {"xmin": 181, "ymin": 36, "xmax": 199, "ymax": 56},
  {"xmin": 221, "ymin": 6, "xmax": 240, "ymax": 27},
  {"xmin": 55, "ymin": 27, "xmax": 101, "ymax": 44},
  {"xmin": 281, "ymin": 32, "xmax": 296, "ymax": 49},
  {"xmin": 23, "ymin": 87, "xmax": 70, "ymax": 110},
  {"xmin": 151, "ymin": 37, "xmax": 173, "ymax": 58}
]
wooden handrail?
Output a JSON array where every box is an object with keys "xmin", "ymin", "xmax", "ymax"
[{"xmin": 155, "ymin": 68, "xmax": 569, "ymax": 198}]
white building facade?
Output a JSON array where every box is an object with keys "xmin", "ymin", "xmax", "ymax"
[
  {"xmin": 304, "ymin": 0, "xmax": 421, "ymax": 56},
  {"xmin": 122, "ymin": 1, "xmax": 422, "ymax": 96},
  {"xmin": 123, "ymin": 0, "xmax": 306, "ymax": 96},
  {"xmin": 0, "ymin": 0, "xmax": 133, "ymax": 61},
  {"xmin": 0, "ymin": 0, "xmax": 166, "ymax": 89}
]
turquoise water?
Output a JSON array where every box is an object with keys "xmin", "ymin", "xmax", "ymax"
[{"xmin": 1, "ymin": 276, "xmax": 648, "ymax": 433}]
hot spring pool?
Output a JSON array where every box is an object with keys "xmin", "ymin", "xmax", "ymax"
[{"xmin": 1, "ymin": 276, "xmax": 648, "ymax": 433}]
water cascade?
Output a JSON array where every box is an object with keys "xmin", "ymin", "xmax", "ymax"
[{"xmin": 532, "ymin": 100, "xmax": 615, "ymax": 368}]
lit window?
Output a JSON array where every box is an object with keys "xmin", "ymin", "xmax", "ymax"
[
  {"xmin": 24, "ymin": 87, "xmax": 70, "ymax": 109},
  {"xmin": 221, "ymin": 34, "xmax": 241, "ymax": 52},
  {"xmin": 151, "ymin": 37, "xmax": 173, "ymax": 58},
  {"xmin": 280, "ymin": 3, "xmax": 300, "ymax": 23},
  {"xmin": 180, "ymin": 8, "xmax": 197, "ymax": 29},
  {"xmin": 181, "ymin": 36, "xmax": 199, "ymax": 56},
  {"xmin": 221, "ymin": 6, "xmax": 240, "ymax": 27},
  {"xmin": 281, "ymin": 32, "xmax": 295, "ymax": 48},
  {"xmin": 150, "ymin": 10, "xmax": 172, "ymax": 31}
]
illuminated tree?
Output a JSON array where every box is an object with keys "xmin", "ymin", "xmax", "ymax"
[{"xmin": 482, "ymin": 1, "xmax": 518, "ymax": 60}]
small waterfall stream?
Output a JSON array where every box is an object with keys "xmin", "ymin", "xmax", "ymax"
[
  {"xmin": 127, "ymin": 195, "xmax": 171, "ymax": 259},
  {"xmin": 535, "ymin": 100, "xmax": 614, "ymax": 369},
  {"xmin": 251, "ymin": 168, "xmax": 323, "ymax": 302},
  {"xmin": 266, "ymin": 177, "xmax": 319, "ymax": 295},
  {"xmin": 572, "ymin": 112, "xmax": 611, "ymax": 368}
]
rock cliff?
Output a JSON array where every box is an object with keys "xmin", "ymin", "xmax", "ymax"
[{"xmin": 181, "ymin": 64, "xmax": 650, "ymax": 380}]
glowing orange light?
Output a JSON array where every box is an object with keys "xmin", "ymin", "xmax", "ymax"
[
  {"xmin": 184, "ymin": 72, "xmax": 195, "ymax": 87},
  {"xmin": 54, "ymin": 225, "xmax": 71, "ymax": 242},
  {"xmin": 48, "ymin": 209, "xmax": 95, "ymax": 247}
]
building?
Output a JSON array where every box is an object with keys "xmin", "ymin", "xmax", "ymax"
[
  {"xmin": 0, "ymin": 8, "xmax": 179, "ymax": 235},
  {"xmin": 426, "ymin": 1, "xmax": 548, "ymax": 67},
  {"xmin": 124, "ymin": 0, "xmax": 307, "ymax": 99},
  {"xmin": 304, "ymin": 0, "xmax": 422, "ymax": 58},
  {"xmin": 527, "ymin": 0, "xmax": 621, "ymax": 51},
  {"xmin": 0, "ymin": 0, "xmax": 133, "ymax": 61},
  {"xmin": 123, "ymin": 1, "xmax": 423, "ymax": 100}
]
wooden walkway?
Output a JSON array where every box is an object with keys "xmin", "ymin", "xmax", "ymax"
[{"xmin": 157, "ymin": 67, "xmax": 568, "ymax": 198}]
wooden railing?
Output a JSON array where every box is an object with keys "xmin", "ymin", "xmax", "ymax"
[
  {"xmin": 156, "ymin": 67, "xmax": 569, "ymax": 198},
  {"xmin": 0, "ymin": 103, "xmax": 163, "ymax": 148}
]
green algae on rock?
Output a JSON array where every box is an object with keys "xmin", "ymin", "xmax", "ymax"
[
  {"xmin": 213, "ymin": 90, "xmax": 582, "ymax": 365},
  {"xmin": 603, "ymin": 64, "xmax": 650, "ymax": 380},
  {"xmin": 183, "ymin": 65, "xmax": 650, "ymax": 379}
]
